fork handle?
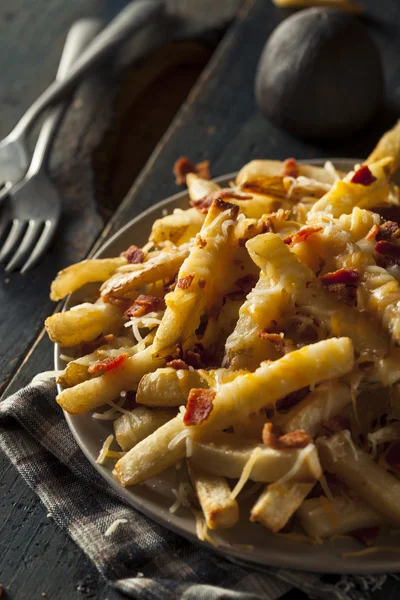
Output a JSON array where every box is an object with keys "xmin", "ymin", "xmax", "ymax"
[
  {"xmin": 11, "ymin": 1, "xmax": 164, "ymax": 141},
  {"xmin": 27, "ymin": 19, "xmax": 104, "ymax": 176}
]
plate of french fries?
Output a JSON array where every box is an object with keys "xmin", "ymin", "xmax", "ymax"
[{"xmin": 44, "ymin": 121, "xmax": 400, "ymax": 572}]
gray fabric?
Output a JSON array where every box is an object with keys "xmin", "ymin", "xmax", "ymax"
[{"xmin": 0, "ymin": 380, "xmax": 389, "ymax": 599}]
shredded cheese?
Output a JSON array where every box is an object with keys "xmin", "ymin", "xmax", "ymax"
[
  {"xmin": 169, "ymin": 482, "xmax": 192, "ymax": 513},
  {"xmin": 168, "ymin": 429, "xmax": 189, "ymax": 450},
  {"xmin": 274, "ymin": 444, "xmax": 316, "ymax": 487},
  {"xmin": 96, "ymin": 435, "xmax": 114, "ymax": 464},
  {"xmin": 319, "ymin": 474, "xmax": 336, "ymax": 504},
  {"xmin": 104, "ymin": 518, "xmax": 128, "ymax": 537},
  {"xmin": 230, "ymin": 447, "xmax": 262, "ymax": 499}
]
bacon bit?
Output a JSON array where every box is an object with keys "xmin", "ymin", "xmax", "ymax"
[
  {"xmin": 173, "ymin": 157, "xmax": 211, "ymax": 185},
  {"xmin": 278, "ymin": 429, "xmax": 312, "ymax": 449},
  {"xmin": 262, "ymin": 422, "xmax": 280, "ymax": 448},
  {"xmin": 377, "ymin": 220, "xmax": 400, "ymax": 242},
  {"xmin": 321, "ymin": 416, "xmax": 351, "ymax": 435},
  {"xmin": 366, "ymin": 224, "xmax": 380, "ymax": 241},
  {"xmin": 198, "ymin": 278, "xmax": 206, "ymax": 289},
  {"xmin": 124, "ymin": 390, "xmax": 138, "ymax": 410},
  {"xmin": 121, "ymin": 245, "xmax": 145, "ymax": 264},
  {"xmin": 124, "ymin": 294, "xmax": 165, "ymax": 319},
  {"xmin": 323, "ymin": 282, "xmax": 358, "ymax": 306},
  {"xmin": 177, "ymin": 273, "xmax": 195, "ymax": 290},
  {"xmin": 184, "ymin": 389, "xmax": 215, "ymax": 426},
  {"xmin": 320, "ymin": 268, "xmax": 360, "ymax": 287},
  {"xmin": 191, "ymin": 189, "xmax": 252, "ymax": 213},
  {"xmin": 276, "ymin": 387, "xmax": 310, "ymax": 413},
  {"xmin": 88, "ymin": 353, "xmax": 129, "ymax": 374},
  {"xmin": 196, "ymin": 236, "xmax": 207, "ymax": 248},
  {"xmin": 103, "ymin": 295, "xmax": 133, "ymax": 311},
  {"xmin": 213, "ymin": 198, "xmax": 239, "ymax": 217},
  {"xmin": 351, "ymin": 165, "xmax": 377, "ymax": 186},
  {"xmin": 384, "ymin": 441, "xmax": 400, "ymax": 472},
  {"xmin": 320, "ymin": 268, "xmax": 360, "ymax": 306},
  {"xmin": 262, "ymin": 422, "xmax": 311, "ymax": 449},
  {"xmin": 349, "ymin": 527, "xmax": 380, "ymax": 547},
  {"xmin": 280, "ymin": 157, "xmax": 299, "ymax": 178},
  {"xmin": 195, "ymin": 160, "xmax": 211, "ymax": 181},
  {"xmin": 166, "ymin": 359, "xmax": 189, "ymax": 370},
  {"xmin": 283, "ymin": 226, "xmax": 322, "ymax": 247},
  {"xmin": 375, "ymin": 240, "xmax": 400, "ymax": 261},
  {"xmin": 234, "ymin": 273, "xmax": 258, "ymax": 294}
]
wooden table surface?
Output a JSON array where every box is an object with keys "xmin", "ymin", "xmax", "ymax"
[{"xmin": 2, "ymin": 0, "xmax": 400, "ymax": 598}]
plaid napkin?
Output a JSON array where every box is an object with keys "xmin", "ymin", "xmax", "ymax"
[{"xmin": 0, "ymin": 380, "xmax": 391, "ymax": 600}]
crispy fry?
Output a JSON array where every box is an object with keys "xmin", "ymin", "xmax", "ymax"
[
  {"xmin": 150, "ymin": 208, "xmax": 205, "ymax": 246},
  {"xmin": 101, "ymin": 245, "xmax": 190, "ymax": 298},
  {"xmin": 45, "ymin": 301, "xmax": 124, "ymax": 347},
  {"xmin": 114, "ymin": 406, "xmax": 176, "ymax": 452},
  {"xmin": 188, "ymin": 462, "xmax": 239, "ymax": 529},
  {"xmin": 318, "ymin": 431, "xmax": 400, "ymax": 523},
  {"xmin": 297, "ymin": 496, "xmax": 384, "ymax": 540},
  {"xmin": 57, "ymin": 346, "xmax": 164, "ymax": 414},
  {"xmin": 250, "ymin": 482, "xmax": 314, "ymax": 532},
  {"xmin": 50, "ymin": 257, "xmax": 126, "ymax": 301},
  {"xmin": 152, "ymin": 199, "xmax": 238, "ymax": 358}
]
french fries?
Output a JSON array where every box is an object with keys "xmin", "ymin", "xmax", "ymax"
[
  {"xmin": 101, "ymin": 245, "xmax": 190, "ymax": 298},
  {"xmin": 318, "ymin": 431, "xmax": 400, "ymax": 523},
  {"xmin": 296, "ymin": 496, "xmax": 384, "ymax": 540},
  {"xmin": 47, "ymin": 125, "xmax": 400, "ymax": 546},
  {"xmin": 114, "ymin": 406, "xmax": 176, "ymax": 451},
  {"xmin": 188, "ymin": 338, "xmax": 354, "ymax": 437},
  {"xmin": 189, "ymin": 433, "xmax": 322, "ymax": 483},
  {"xmin": 152, "ymin": 199, "xmax": 239, "ymax": 358},
  {"xmin": 45, "ymin": 301, "xmax": 124, "ymax": 347},
  {"xmin": 115, "ymin": 414, "xmax": 185, "ymax": 486},
  {"xmin": 136, "ymin": 367, "xmax": 208, "ymax": 407},
  {"xmin": 50, "ymin": 257, "xmax": 126, "ymax": 301},
  {"xmin": 150, "ymin": 208, "xmax": 205, "ymax": 246},
  {"xmin": 188, "ymin": 462, "xmax": 239, "ymax": 529},
  {"xmin": 250, "ymin": 482, "xmax": 314, "ymax": 532},
  {"xmin": 57, "ymin": 346, "xmax": 164, "ymax": 414}
]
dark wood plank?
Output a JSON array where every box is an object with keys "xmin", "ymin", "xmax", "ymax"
[{"xmin": 3, "ymin": 1, "xmax": 400, "ymax": 599}]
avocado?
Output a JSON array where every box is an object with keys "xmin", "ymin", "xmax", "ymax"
[{"xmin": 255, "ymin": 8, "xmax": 383, "ymax": 138}]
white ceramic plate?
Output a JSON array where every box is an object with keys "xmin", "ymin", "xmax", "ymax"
[{"xmin": 56, "ymin": 160, "xmax": 400, "ymax": 574}]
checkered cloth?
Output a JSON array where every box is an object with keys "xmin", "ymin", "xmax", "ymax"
[{"xmin": 0, "ymin": 380, "xmax": 389, "ymax": 600}]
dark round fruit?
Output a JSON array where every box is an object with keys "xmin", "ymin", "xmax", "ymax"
[{"xmin": 255, "ymin": 7, "xmax": 383, "ymax": 138}]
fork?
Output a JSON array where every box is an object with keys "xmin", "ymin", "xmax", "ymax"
[
  {"xmin": 0, "ymin": 0, "xmax": 163, "ymax": 190},
  {"xmin": 0, "ymin": 20, "xmax": 103, "ymax": 273},
  {"xmin": 0, "ymin": 1, "xmax": 163, "ymax": 273}
]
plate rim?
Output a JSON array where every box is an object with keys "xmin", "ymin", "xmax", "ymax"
[{"xmin": 56, "ymin": 159, "xmax": 400, "ymax": 574}]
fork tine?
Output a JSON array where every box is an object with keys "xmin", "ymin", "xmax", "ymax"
[
  {"xmin": 0, "ymin": 219, "xmax": 26, "ymax": 263},
  {"xmin": 20, "ymin": 220, "xmax": 57, "ymax": 274},
  {"xmin": 5, "ymin": 220, "xmax": 43, "ymax": 272}
]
